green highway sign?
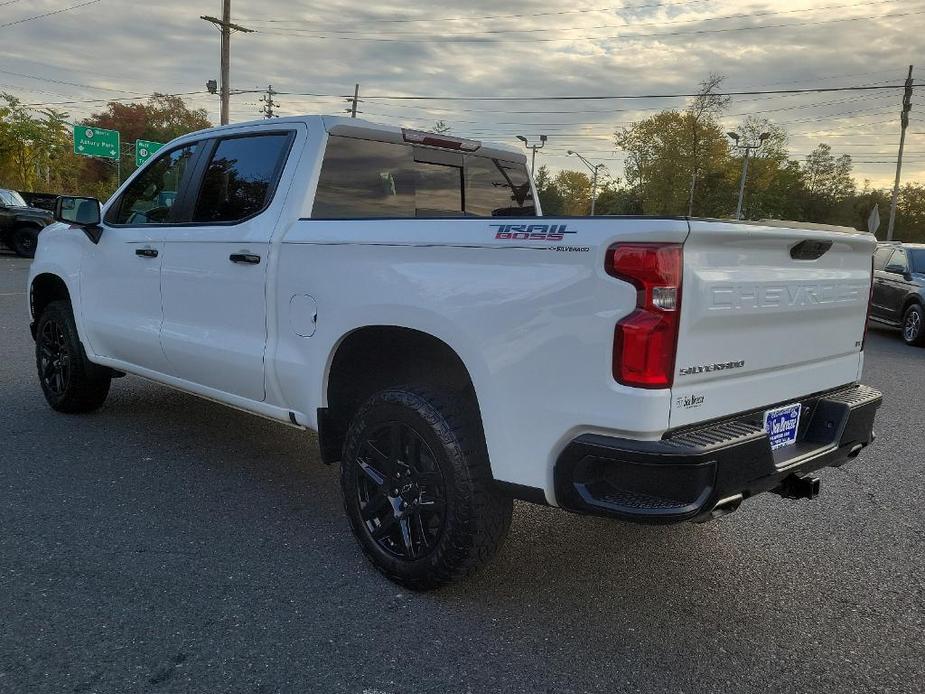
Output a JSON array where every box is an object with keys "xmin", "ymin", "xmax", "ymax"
[
  {"xmin": 135, "ymin": 139, "xmax": 164, "ymax": 167},
  {"xmin": 73, "ymin": 125, "xmax": 120, "ymax": 160}
]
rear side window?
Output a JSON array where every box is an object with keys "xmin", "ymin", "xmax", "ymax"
[
  {"xmin": 312, "ymin": 137, "xmax": 415, "ymax": 218},
  {"xmin": 312, "ymin": 135, "xmax": 535, "ymax": 218},
  {"xmin": 192, "ymin": 133, "xmax": 291, "ymax": 223},
  {"xmin": 466, "ymin": 156, "xmax": 536, "ymax": 216},
  {"xmin": 873, "ymin": 246, "xmax": 894, "ymax": 271},
  {"xmin": 910, "ymin": 249, "xmax": 925, "ymax": 274}
]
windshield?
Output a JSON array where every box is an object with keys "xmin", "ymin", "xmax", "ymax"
[
  {"xmin": 8, "ymin": 190, "xmax": 27, "ymax": 207},
  {"xmin": 909, "ymin": 249, "xmax": 925, "ymax": 274}
]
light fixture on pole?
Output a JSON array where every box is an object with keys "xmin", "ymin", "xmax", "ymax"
[
  {"xmin": 728, "ymin": 130, "xmax": 770, "ymax": 220},
  {"xmin": 567, "ymin": 150, "xmax": 606, "ymax": 216},
  {"xmin": 517, "ymin": 135, "xmax": 547, "ymax": 176}
]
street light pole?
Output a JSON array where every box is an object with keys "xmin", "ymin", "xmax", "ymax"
[
  {"xmin": 517, "ymin": 135, "xmax": 547, "ymax": 176},
  {"xmin": 568, "ymin": 150, "xmax": 605, "ymax": 216},
  {"xmin": 727, "ymin": 130, "xmax": 769, "ymax": 221}
]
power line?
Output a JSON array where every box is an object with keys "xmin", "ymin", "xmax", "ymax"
[
  {"xmin": 0, "ymin": 67, "xmax": 138, "ymax": 94},
  {"xmin": 0, "ymin": 0, "xmax": 100, "ymax": 30},
  {"xmin": 271, "ymin": 82, "xmax": 915, "ymax": 103},
  {"xmin": 22, "ymin": 90, "xmax": 212, "ymax": 107},
  {"xmin": 255, "ymin": 0, "xmax": 900, "ymax": 37},
  {"xmin": 238, "ymin": 0, "xmax": 713, "ymax": 26},
  {"xmin": 256, "ymin": 8, "xmax": 925, "ymax": 43}
]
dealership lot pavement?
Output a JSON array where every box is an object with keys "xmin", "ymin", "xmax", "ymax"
[{"xmin": 0, "ymin": 253, "xmax": 923, "ymax": 694}]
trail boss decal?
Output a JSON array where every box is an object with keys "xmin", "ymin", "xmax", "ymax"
[{"xmin": 491, "ymin": 223, "xmax": 577, "ymax": 241}]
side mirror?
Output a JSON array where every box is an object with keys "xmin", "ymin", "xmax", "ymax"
[{"xmin": 54, "ymin": 196, "xmax": 103, "ymax": 244}]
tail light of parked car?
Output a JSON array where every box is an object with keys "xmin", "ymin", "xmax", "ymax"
[{"xmin": 606, "ymin": 243, "xmax": 683, "ymax": 389}]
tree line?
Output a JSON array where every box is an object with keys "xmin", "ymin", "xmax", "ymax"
[
  {"xmin": 534, "ymin": 75, "xmax": 923, "ymax": 240},
  {"xmin": 0, "ymin": 92, "xmax": 211, "ymax": 201},
  {"xmin": 1, "ymin": 83, "xmax": 922, "ymax": 241}
]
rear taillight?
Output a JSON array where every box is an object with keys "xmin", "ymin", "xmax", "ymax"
[{"xmin": 606, "ymin": 243, "xmax": 683, "ymax": 389}]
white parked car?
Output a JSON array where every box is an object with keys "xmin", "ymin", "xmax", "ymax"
[{"xmin": 28, "ymin": 116, "xmax": 882, "ymax": 589}]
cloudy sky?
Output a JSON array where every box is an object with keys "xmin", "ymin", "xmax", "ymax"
[{"xmin": 1, "ymin": 0, "xmax": 923, "ymax": 186}]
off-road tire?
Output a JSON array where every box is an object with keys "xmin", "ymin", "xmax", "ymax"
[
  {"xmin": 35, "ymin": 300, "xmax": 111, "ymax": 412},
  {"xmin": 13, "ymin": 226, "xmax": 39, "ymax": 258},
  {"xmin": 902, "ymin": 303, "xmax": 925, "ymax": 346},
  {"xmin": 340, "ymin": 385, "xmax": 512, "ymax": 590}
]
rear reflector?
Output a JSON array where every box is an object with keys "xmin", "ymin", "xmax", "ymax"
[
  {"xmin": 606, "ymin": 243, "xmax": 683, "ymax": 389},
  {"xmin": 402, "ymin": 128, "xmax": 481, "ymax": 151}
]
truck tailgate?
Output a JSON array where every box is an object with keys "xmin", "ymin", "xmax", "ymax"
[{"xmin": 670, "ymin": 220, "xmax": 876, "ymax": 428}]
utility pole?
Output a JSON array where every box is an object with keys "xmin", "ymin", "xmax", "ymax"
[
  {"xmin": 568, "ymin": 150, "xmax": 605, "ymax": 216},
  {"xmin": 259, "ymin": 84, "xmax": 279, "ymax": 119},
  {"xmin": 516, "ymin": 135, "xmax": 548, "ymax": 176},
  {"xmin": 201, "ymin": 1, "xmax": 253, "ymax": 126},
  {"xmin": 345, "ymin": 83, "xmax": 361, "ymax": 118},
  {"xmin": 727, "ymin": 130, "xmax": 770, "ymax": 220},
  {"xmin": 887, "ymin": 65, "xmax": 914, "ymax": 241}
]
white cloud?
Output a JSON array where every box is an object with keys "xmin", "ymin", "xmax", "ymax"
[{"xmin": 0, "ymin": 0, "xmax": 922, "ymax": 185}]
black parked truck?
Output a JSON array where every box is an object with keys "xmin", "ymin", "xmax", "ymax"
[{"xmin": 0, "ymin": 188, "xmax": 54, "ymax": 258}]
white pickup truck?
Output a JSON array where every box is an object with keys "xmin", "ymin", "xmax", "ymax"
[{"xmin": 28, "ymin": 116, "xmax": 882, "ymax": 589}]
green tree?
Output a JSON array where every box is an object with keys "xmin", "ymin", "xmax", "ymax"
[
  {"xmin": 896, "ymin": 182, "xmax": 925, "ymax": 241},
  {"xmin": 727, "ymin": 117, "xmax": 799, "ymax": 220},
  {"xmin": 0, "ymin": 94, "xmax": 82, "ymax": 193},
  {"xmin": 801, "ymin": 143, "xmax": 856, "ymax": 222},
  {"xmin": 616, "ymin": 110, "xmax": 730, "ymax": 216},
  {"xmin": 553, "ymin": 170, "xmax": 593, "ymax": 215},
  {"xmin": 533, "ymin": 165, "xmax": 564, "ymax": 215}
]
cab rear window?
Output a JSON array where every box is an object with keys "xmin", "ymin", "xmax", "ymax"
[{"xmin": 312, "ymin": 135, "xmax": 536, "ymax": 218}]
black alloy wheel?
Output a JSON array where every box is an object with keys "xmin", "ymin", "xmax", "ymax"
[
  {"xmin": 38, "ymin": 317, "xmax": 71, "ymax": 397},
  {"xmin": 34, "ymin": 300, "xmax": 111, "ymax": 412},
  {"xmin": 341, "ymin": 386, "xmax": 512, "ymax": 590},
  {"xmin": 355, "ymin": 421, "xmax": 447, "ymax": 560}
]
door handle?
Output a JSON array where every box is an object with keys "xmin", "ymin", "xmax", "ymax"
[
  {"xmin": 135, "ymin": 248, "xmax": 158, "ymax": 258},
  {"xmin": 229, "ymin": 253, "xmax": 261, "ymax": 265}
]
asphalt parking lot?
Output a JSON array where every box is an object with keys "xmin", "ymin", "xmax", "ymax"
[{"xmin": 0, "ymin": 253, "xmax": 923, "ymax": 694}]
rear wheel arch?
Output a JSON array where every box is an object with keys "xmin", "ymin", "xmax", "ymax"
[{"xmin": 320, "ymin": 326, "xmax": 486, "ymax": 466}]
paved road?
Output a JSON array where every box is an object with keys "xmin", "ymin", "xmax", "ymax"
[{"xmin": 0, "ymin": 254, "xmax": 922, "ymax": 694}]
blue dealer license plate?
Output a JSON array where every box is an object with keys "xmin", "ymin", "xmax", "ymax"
[{"xmin": 763, "ymin": 403, "xmax": 802, "ymax": 450}]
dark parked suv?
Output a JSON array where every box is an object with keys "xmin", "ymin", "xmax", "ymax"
[
  {"xmin": 870, "ymin": 242, "xmax": 925, "ymax": 346},
  {"xmin": 0, "ymin": 188, "xmax": 54, "ymax": 258}
]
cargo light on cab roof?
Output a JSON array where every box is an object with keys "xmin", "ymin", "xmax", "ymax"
[{"xmin": 401, "ymin": 128, "xmax": 481, "ymax": 151}]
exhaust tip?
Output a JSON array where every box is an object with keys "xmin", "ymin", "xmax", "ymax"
[{"xmin": 707, "ymin": 493, "xmax": 744, "ymax": 520}]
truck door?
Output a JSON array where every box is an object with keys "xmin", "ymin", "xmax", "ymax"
[
  {"xmin": 157, "ymin": 129, "xmax": 296, "ymax": 402},
  {"xmin": 80, "ymin": 142, "xmax": 201, "ymax": 373}
]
